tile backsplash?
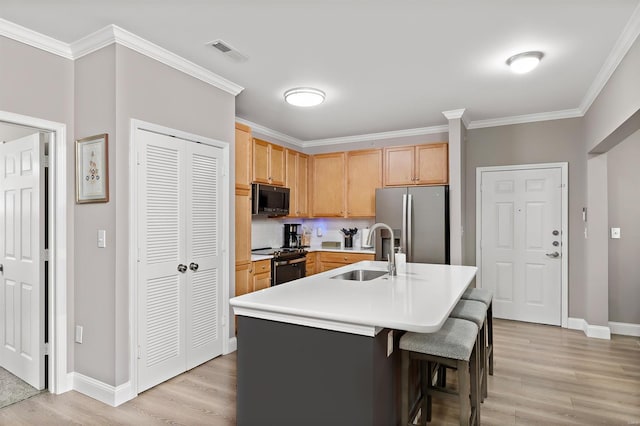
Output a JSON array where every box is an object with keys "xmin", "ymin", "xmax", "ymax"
[{"xmin": 251, "ymin": 216, "xmax": 375, "ymax": 249}]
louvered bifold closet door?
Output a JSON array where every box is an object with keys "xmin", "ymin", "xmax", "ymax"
[
  {"xmin": 137, "ymin": 131, "xmax": 187, "ymax": 393},
  {"xmin": 185, "ymin": 142, "xmax": 223, "ymax": 369}
]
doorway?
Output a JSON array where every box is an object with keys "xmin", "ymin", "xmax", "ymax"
[
  {"xmin": 0, "ymin": 111, "xmax": 69, "ymax": 398},
  {"xmin": 476, "ymin": 163, "xmax": 568, "ymax": 327},
  {"xmin": 129, "ymin": 120, "xmax": 230, "ymax": 396}
]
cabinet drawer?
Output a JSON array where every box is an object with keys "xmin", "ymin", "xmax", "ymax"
[
  {"xmin": 253, "ymin": 259, "xmax": 271, "ymax": 273},
  {"xmin": 318, "ymin": 252, "xmax": 375, "ymax": 264}
]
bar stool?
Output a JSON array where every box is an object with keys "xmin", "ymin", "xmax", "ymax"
[
  {"xmin": 449, "ymin": 300, "xmax": 488, "ymax": 401},
  {"xmin": 462, "ymin": 287, "xmax": 494, "ymax": 375},
  {"xmin": 400, "ymin": 318, "xmax": 480, "ymax": 426}
]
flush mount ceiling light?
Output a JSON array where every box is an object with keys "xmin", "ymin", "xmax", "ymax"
[
  {"xmin": 284, "ymin": 87, "xmax": 325, "ymax": 107},
  {"xmin": 506, "ymin": 51, "xmax": 544, "ymax": 74}
]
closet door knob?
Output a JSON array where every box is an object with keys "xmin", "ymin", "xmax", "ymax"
[
  {"xmin": 189, "ymin": 262, "xmax": 199, "ymax": 271},
  {"xmin": 177, "ymin": 264, "xmax": 187, "ymax": 273}
]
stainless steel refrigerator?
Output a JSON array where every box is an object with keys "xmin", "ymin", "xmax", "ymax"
[{"xmin": 374, "ymin": 186, "xmax": 449, "ymax": 264}]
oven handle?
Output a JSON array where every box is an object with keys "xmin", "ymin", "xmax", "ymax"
[{"xmin": 274, "ymin": 257, "xmax": 306, "ymax": 267}]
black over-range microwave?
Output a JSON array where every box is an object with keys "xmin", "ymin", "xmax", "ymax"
[{"xmin": 252, "ymin": 183, "xmax": 290, "ymax": 216}]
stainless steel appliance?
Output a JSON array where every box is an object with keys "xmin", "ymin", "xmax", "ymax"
[
  {"xmin": 252, "ymin": 183, "xmax": 290, "ymax": 216},
  {"xmin": 251, "ymin": 247, "xmax": 307, "ymax": 285},
  {"xmin": 283, "ymin": 223, "xmax": 302, "ymax": 248},
  {"xmin": 375, "ymin": 186, "xmax": 449, "ymax": 264}
]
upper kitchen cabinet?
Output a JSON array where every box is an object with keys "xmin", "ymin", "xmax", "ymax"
[
  {"xmin": 346, "ymin": 149, "xmax": 382, "ymax": 217},
  {"xmin": 383, "ymin": 143, "xmax": 448, "ymax": 186},
  {"xmin": 286, "ymin": 149, "xmax": 309, "ymax": 217},
  {"xmin": 253, "ymin": 138, "xmax": 285, "ymax": 186},
  {"xmin": 311, "ymin": 152, "xmax": 346, "ymax": 217},
  {"xmin": 235, "ymin": 122, "xmax": 252, "ymax": 190}
]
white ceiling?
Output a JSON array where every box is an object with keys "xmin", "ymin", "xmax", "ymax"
[{"xmin": 2, "ymin": 0, "xmax": 639, "ymax": 143}]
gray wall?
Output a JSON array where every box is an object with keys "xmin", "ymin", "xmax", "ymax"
[
  {"xmin": 584, "ymin": 36, "xmax": 640, "ymax": 153},
  {"xmin": 607, "ymin": 130, "xmax": 640, "ymax": 324},
  {"xmin": 0, "ymin": 35, "xmax": 76, "ymax": 372},
  {"xmin": 465, "ymin": 118, "xmax": 587, "ymax": 318},
  {"xmin": 72, "ymin": 44, "xmax": 235, "ymax": 387}
]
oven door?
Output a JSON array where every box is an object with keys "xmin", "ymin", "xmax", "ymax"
[{"xmin": 272, "ymin": 257, "xmax": 306, "ymax": 285}]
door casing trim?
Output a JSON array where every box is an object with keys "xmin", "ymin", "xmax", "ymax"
[
  {"xmin": 128, "ymin": 118, "xmax": 231, "ymax": 400},
  {"xmin": 0, "ymin": 110, "xmax": 70, "ymax": 393},
  {"xmin": 476, "ymin": 162, "xmax": 568, "ymax": 328}
]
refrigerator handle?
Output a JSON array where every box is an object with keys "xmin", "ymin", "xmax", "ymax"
[
  {"xmin": 407, "ymin": 193, "xmax": 413, "ymax": 262},
  {"xmin": 402, "ymin": 193, "xmax": 408, "ymax": 257}
]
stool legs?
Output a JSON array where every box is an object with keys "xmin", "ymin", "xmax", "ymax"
[
  {"xmin": 401, "ymin": 351, "xmax": 410, "ymax": 426},
  {"xmin": 488, "ymin": 302, "xmax": 494, "ymax": 376}
]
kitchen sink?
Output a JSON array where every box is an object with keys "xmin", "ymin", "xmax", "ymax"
[{"xmin": 330, "ymin": 269, "xmax": 388, "ymax": 281}]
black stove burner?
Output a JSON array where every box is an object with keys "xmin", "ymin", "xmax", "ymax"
[{"xmin": 252, "ymin": 247, "xmax": 307, "ymax": 259}]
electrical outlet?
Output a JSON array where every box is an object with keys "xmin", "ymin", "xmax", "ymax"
[
  {"xmin": 611, "ymin": 227, "xmax": 621, "ymax": 239},
  {"xmin": 75, "ymin": 325, "xmax": 83, "ymax": 344}
]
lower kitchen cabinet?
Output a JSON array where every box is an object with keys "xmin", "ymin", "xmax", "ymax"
[
  {"xmin": 317, "ymin": 252, "xmax": 375, "ymax": 273},
  {"xmin": 253, "ymin": 259, "xmax": 271, "ymax": 291},
  {"xmin": 305, "ymin": 252, "xmax": 317, "ymax": 276}
]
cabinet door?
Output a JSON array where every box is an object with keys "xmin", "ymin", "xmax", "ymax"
[
  {"xmin": 415, "ymin": 143, "xmax": 448, "ymax": 185},
  {"xmin": 253, "ymin": 272, "xmax": 271, "ymax": 291},
  {"xmin": 347, "ymin": 149, "xmax": 382, "ymax": 217},
  {"xmin": 252, "ymin": 138, "xmax": 270, "ymax": 184},
  {"xmin": 297, "ymin": 154, "xmax": 309, "ymax": 217},
  {"xmin": 235, "ymin": 262, "xmax": 252, "ymax": 297},
  {"xmin": 384, "ymin": 146, "xmax": 415, "ymax": 186},
  {"xmin": 311, "ymin": 153, "xmax": 346, "ymax": 217},
  {"xmin": 235, "ymin": 189, "xmax": 251, "ymax": 264},
  {"xmin": 235, "ymin": 123, "xmax": 252, "ymax": 190},
  {"xmin": 285, "ymin": 149, "xmax": 298, "ymax": 217},
  {"xmin": 270, "ymin": 144, "xmax": 286, "ymax": 186}
]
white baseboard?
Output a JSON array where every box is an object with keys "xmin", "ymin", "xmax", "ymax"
[
  {"xmin": 609, "ymin": 321, "xmax": 640, "ymax": 337},
  {"xmin": 567, "ymin": 317, "xmax": 611, "ymax": 340},
  {"xmin": 72, "ymin": 372, "xmax": 135, "ymax": 407},
  {"xmin": 225, "ymin": 336, "xmax": 237, "ymax": 354}
]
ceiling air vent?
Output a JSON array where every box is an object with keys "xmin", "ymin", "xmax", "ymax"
[{"xmin": 208, "ymin": 39, "xmax": 248, "ymax": 62}]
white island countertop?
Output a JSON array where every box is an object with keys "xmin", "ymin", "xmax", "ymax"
[{"xmin": 230, "ymin": 260, "xmax": 477, "ymax": 337}]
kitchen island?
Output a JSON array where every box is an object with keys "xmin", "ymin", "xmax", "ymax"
[{"xmin": 230, "ymin": 260, "xmax": 477, "ymax": 426}]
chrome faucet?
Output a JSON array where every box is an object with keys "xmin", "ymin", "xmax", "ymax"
[{"xmin": 365, "ymin": 223, "xmax": 397, "ymax": 276}]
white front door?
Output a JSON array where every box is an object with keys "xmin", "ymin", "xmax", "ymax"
[
  {"xmin": 0, "ymin": 133, "xmax": 45, "ymax": 389},
  {"xmin": 479, "ymin": 166, "xmax": 563, "ymax": 326},
  {"xmin": 137, "ymin": 129, "xmax": 223, "ymax": 393}
]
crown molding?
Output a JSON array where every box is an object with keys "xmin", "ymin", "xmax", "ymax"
[
  {"xmin": 442, "ymin": 108, "xmax": 470, "ymax": 128},
  {"xmin": 578, "ymin": 2, "xmax": 640, "ymax": 114},
  {"xmin": 71, "ymin": 25, "xmax": 244, "ymax": 96},
  {"xmin": 0, "ymin": 18, "xmax": 73, "ymax": 59},
  {"xmin": 235, "ymin": 117, "xmax": 304, "ymax": 147},
  {"xmin": 303, "ymin": 124, "xmax": 449, "ymax": 147},
  {"xmin": 467, "ymin": 108, "xmax": 583, "ymax": 129}
]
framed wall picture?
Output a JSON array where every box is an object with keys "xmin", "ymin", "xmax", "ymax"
[{"xmin": 76, "ymin": 133, "xmax": 109, "ymax": 203}]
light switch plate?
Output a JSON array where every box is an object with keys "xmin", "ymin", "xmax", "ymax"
[
  {"xmin": 75, "ymin": 325, "xmax": 83, "ymax": 344},
  {"xmin": 611, "ymin": 227, "xmax": 621, "ymax": 239},
  {"xmin": 98, "ymin": 229, "xmax": 106, "ymax": 248}
]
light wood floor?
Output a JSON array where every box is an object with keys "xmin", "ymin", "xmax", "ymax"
[{"xmin": 0, "ymin": 319, "xmax": 638, "ymax": 425}]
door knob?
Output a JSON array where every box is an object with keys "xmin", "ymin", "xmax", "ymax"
[
  {"xmin": 177, "ymin": 264, "xmax": 187, "ymax": 273},
  {"xmin": 0, "ymin": 264, "xmax": 3, "ymax": 273},
  {"xmin": 545, "ymin": 252, "xmax": 560, "ymax": 258},
  {"xmin": 552, "ymin": 230, "xmax": 559, "ymax": 236},
  {"xmin": 189, "ymin": 262, "xmax": 199, "ymax": 271}
]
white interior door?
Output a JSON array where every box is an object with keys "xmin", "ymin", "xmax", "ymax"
[
  {"xmin": 137, "ymin": 129, "xmax": 223, "ymax": 393},
  {"xmin": 0, "ymin": 133, "xmax": 45, "ymax": 389},
  {"xmin": 185, "ymin": 142, "xmax": 223, "ymax": 369},
  {"xmin": 479, "ymin": 167, "xmax": 562, "ymax": 326}
]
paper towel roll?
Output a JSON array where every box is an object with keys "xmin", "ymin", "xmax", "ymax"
[{"xmin": 360, "ymin": 228, "xmax": 371, "ymax": 248}]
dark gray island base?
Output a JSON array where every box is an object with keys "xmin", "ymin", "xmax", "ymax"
[{"xmin": 236, "ymin": 316, "xmax": 400, "ymax": 426}]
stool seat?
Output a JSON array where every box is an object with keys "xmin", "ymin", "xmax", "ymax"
[
  {"xmin": 450, "ymin": 299, "xmax": 487, "ymax": 327},
  {"xmin": 400, "ymin": 318, "xmax": 478, "ymax": 361},
  {"xmin": 462, "ymin": 287, "xmax": 493, "ymax": 306}
]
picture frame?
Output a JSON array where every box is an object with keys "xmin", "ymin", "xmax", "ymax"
[{"xmin": 75, "ymin": 133, "xmax": 109, "ymax": 203}]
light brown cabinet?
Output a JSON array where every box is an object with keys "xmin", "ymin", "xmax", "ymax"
[
  {"xmin": 305, "ymin": 252, "xmax": 317, "ymax": 276},
  {"xmin": 311, "ymin": 152, "xmax": 346, "ymax": 217},
  {"xmin": 252, "ymin": 259, "xmax": 271, "ymax": 291},
  {"xmin": 346, "ymin": 149, "xmax": 382, "ymax": 217},
  {"xmin": 235, "ymin": 262, "xmax": 252, "ymax": 297},
  {"xmin": 317, "ymin": 251, "xmax": 375, "ymax": 273},
  {"xmin": 383, "ymin": 143, "xmax": 448, "ymax": 186},
  {"xmin": 235, "ymin": 189, "xmax": 252, "ymax": 265},
  {"xmin": 286, "ymin": 149, "xmax": 309, "ymax": 217},
  {"xmin": 253, "ymin": 138, "xmax": 285, "ymax": 186},
  {"xmin": 235, "ymin": 123, "xmax": 252, "ymax": 190}
]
